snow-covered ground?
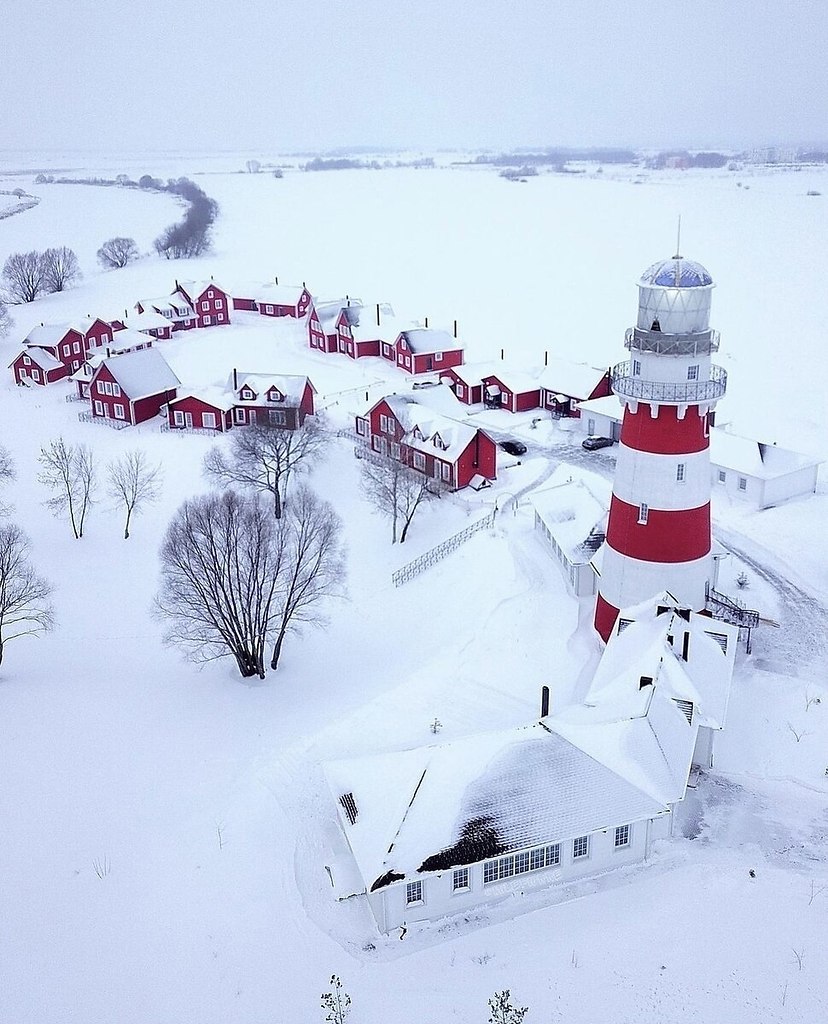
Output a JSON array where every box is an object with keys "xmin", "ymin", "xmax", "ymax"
[{"xmin": 0, "ymin": 156, "xmax": 827, "ymax": 1023}]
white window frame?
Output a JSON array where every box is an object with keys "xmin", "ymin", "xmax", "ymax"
[
  {"xmin": 435, "ymin": 351, "xmax": 443, "ymax": 360},
  {"xmin": 614, "ymin": 825, "xmax": 631, "ymax": 848},
  {"xmin": 441, "ymin": 462, "xmax": 451, "ymax": 482},
  {"xmin": 412, "ymin": 451, "xmax": 426, "ymax": 472},
  {"xmin": 63, "ymin": 345, "xmax": 71, "ymax": 356},
  {"xmin": 687, "ymin": 364, "xmax": 699, "ymax": 381},
  {"xmin": 356, "ymin": 419, "xmax": 368, "ymax": 437},
  {"xmin": 266, "ymin": 304, "xmax": 274, "ymax": 314},
  {"xmin": 452, "ymin": 867, "xmax": 470, "ymax": 892},
  {"xmin": 114, "ymin": 403, "xmax": 126, "ymax": 420},
  {"xmin": 405, "ymin": 880, "xmax": 423, "ymax": 905},
  {"xmin": 96, "ymin": 381, "xmax": 105, "ymax": 395},
  {"xmin": 202, "ymin": 411, "xmax": 217, "ymax": 429},
  {"xmin": 676, "ymin": 462, "xmax": 686, "ymax": 482},
  {"xmin": 31, "ymin": 368, "xmax": 40, "ymax": 381},
  {"xmin": 103, "ymin": 381, "xmax": 113, "ymax": 396},
  {"xmin": 216, "ymin": 299, "xmax": 223, "ymax": 309},
  {"xmin": 268, "ymin": 409, "xmax": 287, "ymax": 426},
  {"xmin": 101, "ymin": 332, "xmax": 110, "ymax": 344},
  {"xmin": 174, "ymin": 410, "xmax": 185, "ymax": 426},
  {"xmin": 112, "ymin": 383, "xmax": 121, "ymax": 398},
  {"xmin": 573, "ymin": 835, "xmax": 590, "ymax": 859},
  {"xmin": 73, "ymin": 342, "xmax": 81, "ymax": 354},
  {"xmin": 638, "ymin": 503, "xmax": 649, "ymax": 524},
  {"xmin": 241, "ymin": 389, "xmax": 254, "ymax": 401},
  {"xmin": 22, "ymin": 354, "xmax": 31, "ymax": 366},
  {"xmin": 632, "ymin": 359, "xmax": 641, "ymax": 376},
  {"xmin": 391, "ymin": 442, "xmax": 401, "ymax": 459},
  {"xmin": 738, "ymin": 476, "xmax": 747, "ymax": 491},
  {"xmin": 94, "ymin": 400, "xmax": 104, "ymax": 415},
  {"xmin": 201, "ymin": 301, "xmax": 209, "ymax": 312},
  {"xmin": 457, "ymin": 384, "xmax": 465, "ymax": 398},
  {"xmin": 234, "ymin": 408, "xmax": 246, "ymax": 424},
  {"xmin": 717, "ymin": 469, "xmax": 726, "ymax": 483},
  {"xmin": 204, "ymin": 315, "xmax": 211, "ymax": 326}
]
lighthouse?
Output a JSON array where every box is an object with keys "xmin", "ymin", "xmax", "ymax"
[{"xmin": 594, "ymin": 255, "xmax": 727, "ymax": 642}]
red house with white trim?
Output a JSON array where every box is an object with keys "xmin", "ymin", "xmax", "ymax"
[
  {"xmin": 135, "ymin": 292, "xmax": 197, "ymax": 331},
  {"xmin": 480, "ymin": 369, "xmax": 542, "ymax": 413},
  {"xmin": 167, "ymin": 387, "xmax": 235, "ymax": 432},
  {"xmin": 356, "ymin": 395, "xmax": 496, "ymax": 490},
  {"xmin": 307, "ymin": 306, "xmax": 330, "ymax": 352},
  {"xmin": 393, "ymin": 327, "xmax": 464, "ymax": 375},
  {"xmin": 88, "ymin": 349, "xmax": 180, "ymax": 426},
  {"xmin": 440, "ymin": 362, "xmax": 499, "ymax": 405},
  {"xmin": 175, "ymin": 280, "xmax": 231, "ymax": 328},
  {"xmin": 538, "ymin": 359, "xmax": 612, "ymax": 418},
  {"xmin": 119, "ymin": 311, "xmax": 174, "ymax": 340},
  {"xmin": 9, "ymin": 347, "xmax": 66, "ymax": 386},
  {"xmin": 14, "ymin": 317, "xmax": 118, "ymax": 380},
  {"xmin": 225, "ymin": 370, "xmax": 316, "ymax": 429},
  {"xmin": 254, "ymin": 283, "xmax": 313, "ymax": 319}
]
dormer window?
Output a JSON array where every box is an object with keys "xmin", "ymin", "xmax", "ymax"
[
  {"xmin": 268, "ymin": 389, "xmax": 283, "ymax": 403},
  {"xmin": 241, "ymin": 388, "xmax": 255, "ymax": 401}
]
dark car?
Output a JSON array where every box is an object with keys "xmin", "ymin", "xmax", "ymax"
[
  {"xmin": 499, "ymin": 440, "xmax": 527, "ymax": 456},
  {"xmin": 582, "ymin": 435, "xmax": 614, "ymax": 451}
]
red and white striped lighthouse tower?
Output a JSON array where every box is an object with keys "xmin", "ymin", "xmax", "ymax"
[{"xmin": 594, "ymin": 254, "xmax": 727, "ymax": 641}]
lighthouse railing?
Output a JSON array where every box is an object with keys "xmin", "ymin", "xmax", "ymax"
[
  {"xmin": 611, "ymin": 362, "xmax": 727, "ymax": 403},
  {"xmin": 624, "ymin": 327, "xmax": 720, "ymax": 356}
]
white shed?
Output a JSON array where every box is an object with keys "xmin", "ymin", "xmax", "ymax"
[{"xmin": 709, "ymin": 431, "xmax": 822, "ymax": 509}]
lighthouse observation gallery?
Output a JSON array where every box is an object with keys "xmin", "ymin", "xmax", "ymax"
[{"xmin": 594, "ymin": 256, "xmax": 728, "ymax": 642}]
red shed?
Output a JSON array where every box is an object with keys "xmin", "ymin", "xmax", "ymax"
[
  {"xmin": 9, "ymin": 347, "xmax": 67, "ymax": 386},
  {"xmin": 89, "ymin": 348, "xmax": 180, "ymax": 426},
  {"xmin": 228, "ymin": 370, "xmax": 316, "ymax": 429},
  {"xmin": 395, "ymin": 327, "xmax": 465, "ymax": 375},
  {"xmin": 356, "ymin": 395, "xmax": 496, "ymax": 490},
  {"xmin": 538, "ymin": 360, "xmax": 612, "ymax": 418},
  {"xmin": 480, "ymin": 369, "xmax": 542, "ymax": 413}
]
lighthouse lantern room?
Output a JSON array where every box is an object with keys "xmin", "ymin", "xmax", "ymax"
[{"xmin": 594, "ymin": 255, "xmax": 727, "ymax": 641}]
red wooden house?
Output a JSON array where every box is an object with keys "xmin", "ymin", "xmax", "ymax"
[
  {"xmin": 119, "ymin": 311, "xmax": 174, "ymax": 340},
  {"xmin": 480, "ymin": 369, "xmax": 542, "ymax": 413},
  {"xmin": 70, "ymin": 331, "xmax": 156, "ymax": 399},
  {"xmin": 226, "ymin": 370, "xmax": 316, "ymax": 429},
  {"xmin": 440, "ymin": 362, "xmax": 498, "ymax": 405},
  {"xmin": 356, "ymin": 395, "xmax": 496, "ymax": 490},
  {"xmin": 17, "ymin": 317, "xmax": 117, "ymax": 378},
  {"xmin": 175, "ymin": 280, "xmax": 231, "ymax": 328},
  {"xmin": 393, "ymin": 328, "xmax": 464, "ymax": 375},
  {"xmin": 89, "ymin": 348, "xmax": 180, "ymax": 426},
  {"xmin": 168, "ymin": 387, "xmax": 235, "ymax": 432},
  {"xmin": 9, "ymin": 347, "xmax": 66, "ymax": 386},
  {"xmin": 135, "ymin": 293, "xmax": 197, "ymax": 331},
  {"xmin": 254, "ymin": 283, "xmax": 313, "ymax": 319},
  {"xmin": 307, "ymin": 306, "xmax": 330, "ymax": 353},
  {"xmin": 538, "ymin": 359, "xmax": 612, "ymax": 418}
]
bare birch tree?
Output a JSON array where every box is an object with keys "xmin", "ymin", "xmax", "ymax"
[
  {"xmin": 42, "ymin": 246, "xmax": 81, "ymax": 293},
  {"xmin": 204, "ymin": 418, "xmax": 327, "ymax": 519},
  {"xmin": 97, "ymin": 237, "xmax": 140, "ymax": 269},
  {"xmin": 107, "ymin": 450, "xmax": 162, "ymax": 539},
  {"xmin": 0, "ymin": 445, "xmax": 14, "ymax": 517},
  {"xmin": 156, "ymin": 491, "xmax": 286, "ymax": 679},
  {"xmin": 0, "ymin": 300, "xmax": 12, "ymax": 337},
  {"xmin": 38, "ymin": 438, "xmax": 97, "ymax": 538},
  {"xmin": 0, "ymin": 522, "xmax": 54, "ymax": 667},
  {"xmin": 270, "ymin": 485, "xmax": 345, "ymax": 671},
  {"xmin": 2, "ymin": 251, "xmax": 47, "ymax": 303},
  {"xmin": 359, "ymin": 453, "xmax": 432, "ymax": 543}
]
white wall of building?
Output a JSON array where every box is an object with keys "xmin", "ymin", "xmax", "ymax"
[{"xmin": 712, "ymin": 464, "xmax": 819, "ymax": 509}]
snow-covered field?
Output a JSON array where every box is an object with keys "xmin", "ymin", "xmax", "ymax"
[{"xmin": 0, "ymin": 156, "xmax": 827, "ymax": 1023}]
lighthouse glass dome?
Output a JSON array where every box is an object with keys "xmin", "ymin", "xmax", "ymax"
[{"xmin": 636, "ymin": 257, "xmax": 714, "ymax": 335}]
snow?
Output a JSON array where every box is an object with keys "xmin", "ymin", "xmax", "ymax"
[
  {"xmin": 711, "ymin": 430, "xmax": 822, "ymax": 479},
  {"xmin": 0, "ymin": 156, "xmax": 827, "ymax": 1023},
  {"xmin": 101, "ymin": 346, "xmax": 180, "ymax": 399},
  {"xmin": 10, "ymin": 345, "xmax": 62, "ymax": 370}
]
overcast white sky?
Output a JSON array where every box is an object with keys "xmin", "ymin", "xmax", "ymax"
[{"xmin": 4, "ymin": 0, "xmax": 826, "ymax": 153}]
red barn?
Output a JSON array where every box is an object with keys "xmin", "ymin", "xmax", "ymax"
[
  {"xmin": 480, "ymin": 369, "xmax": 542, "ymax": 413},
  {"xmin": 254, "ymin": 283, "xmax": 313, "ymax": 319},
  {"xmin": 227, "ymin": 370, "xmax": 316, "ymax": 429},
  {"xmin": 9, "ymin": 347, "xmax": 67, "ymax": 386},
  {"xmin": 89, "ymin": 349, "xmax": 180, "ymax": 426},
  {"xmin": 395, "ymin": 328, "xmax": 464, "ymax": 375},
  {"xmin": 168, "ymin": 388, "xmax": 234, "ymax": 432},
  {"xmin": 175, "ymin": 280, "xmax": 231, "ymax": 327},
  {"xmin": 356, "ymin": 395, "xmax": 496, "ymax": 490},
  {"xmin": 538, "ymin": 359, "xmax": 612, "ymax": 418}
]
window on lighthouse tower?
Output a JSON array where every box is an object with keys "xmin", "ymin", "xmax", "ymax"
[
  {"xmin": 687, "ymin": 364, "xmax": 699, "ymax": 381},
  {"xmin": 676, "ymin": 463, "xmax": 686, "ymax": 482},
  {"xmin": 638, "ymin": 503, "xmax": 649, "ymax": 524}
]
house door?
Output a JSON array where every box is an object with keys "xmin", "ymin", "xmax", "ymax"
[
  {"xmin": 185, "ymin": 412, "xmax": 193, "ymax": 428},
  {"xmin": 433, "ymin": 460, "xmax": 442, "ymax": 481}
]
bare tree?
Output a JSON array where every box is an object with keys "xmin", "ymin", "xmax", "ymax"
[
  {"xmin": 0, "ymin": 445, "xmax": 14, "ymax": 517},
  {"xmin": 0, "ymin": 300, "xmax": 12, "ymax": 337},
  {"xmin": 155, "ymin": 491, "xmax": 286, "ymax": 679},
  {"xmin": 270, "ymin": 485, "xmax": 345, "ymax": 671},
  {"xmin": 321, "ymin": 975, "xmax": 351, "ymax": 1024},
  {"xmin": 42, "ymin": 246, "xmax": 81, "ymax": 293},
  {"xmin": 0, "ymin": 522, "xmax": 54, "ymax": 667},
  {"xmin": 488, "ymin": 990, "xmax": 529, "ymax": 1024},
  {"xmin": 359, "ymin": 452, "xmax": 432, "ymax": 543},
  {"xmin": 2, "ymin": 251, "xmax": 47, "ymax": 303},
  {"xmin": 107, "ymin": 450, "xmax": 162, "ymax": 539},
  {"xmin": 204, "ymin": 419, "xmax": 327, "ymax": 519},
  {"xmin": 97, "ymin": 237, "xmax": 140, "ymax": 269},
  {"xmin": 38, "ymin": 438, "xmax": 97, "ymax": 538}
]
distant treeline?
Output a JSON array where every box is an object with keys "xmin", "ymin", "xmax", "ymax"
[
  {"xmin": 301, "ymin": 156, "xmax": 435, "ymax": 172},
  {"xmin": 648, "ymin": 151, "xmax": 730, "ymax": 169},
  {"xmin": 471, "ymin": 148, "xmax": 638, "ymax": 166}
]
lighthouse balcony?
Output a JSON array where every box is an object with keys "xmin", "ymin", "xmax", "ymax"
[
  {"xmin": 611, "ymin": 361, "xmax": 727, "ymax": 403},
  {"xmin": 624, "ymin": 327, "xmax": 720, "ymax": 356}
]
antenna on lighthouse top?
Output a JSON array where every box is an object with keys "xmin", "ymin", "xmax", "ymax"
[{"xmin": 674, "ymin": 215, "xmax": 682, "ymax": 259}]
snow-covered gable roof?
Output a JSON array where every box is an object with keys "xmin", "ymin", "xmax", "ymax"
[
  {"xmin": 99, "ymin": 328, "xmax": 155, "ymax": 353},
  {"xmin": 176, "ymin": 279, "xmax": 227, "ymax": 302},
  {"xmin": 444, "ymin": 360, "xmax": 500, "ymax": 387},
  {"xmin": 349, "ymin": 307, "xmax": 413, "ymax": 345},
  {"xmin": 138, "ymin": 295, "xmax": 193, "ymax": 319},
  {"xmin": 575, "ymin": 394, "xmax": 624, "ymax": 422},
  {"xmin": 228, "ymin": 371, "xmax": 312, "ymax": 405},
  {"xmin": 67, "ymin": 315, "xmax": 110, "ymax": 335},
  {"xmin": 401, "ymin": 327, "xmax": 464, "ymax": 353},
  {"xmin": 94, "ymin": 348, "xmax": 180, "ymax": 400},
  {"xmin": 530, "ymin": 468, "xmax": 610, "ymax": 563},
  {"xmin": 122, "ymin": 311, "xmax": 173, "ymax": 334},
  {"xmin": 483, "ymin": 367, "xmax": 542, "ymax": 395},
  {"xmin": 23, "ymin": 322, "xmax": 76, "ymax": 348},
  {"xmin": 537, "ymin": 359, "xmax": 609, "ymax": 400},
  {"xmin": 709, "ymin": 428, "xmax": 822, "ymax": 479},
  {"xmin": 171, "ymin": 384, "xmax": 236, "ymax": 412},
  {"xmin": 253, "ymin": 282, "xmax": 309, "ymax": 305},
  {"xmin": 11, "ymin": 346, "xmax": 63, "ymax": 371},
  {"xmin": 324, "ymin": 721, "xmax": 666, "ymax": 889},
  {"xmin": 383, "ymin": 395, "xmax": 480, "ymax": 460}
]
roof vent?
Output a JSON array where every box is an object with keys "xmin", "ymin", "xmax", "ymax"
[
  {"xmin": 639, "ymin": 675, "xmax": 653, "ymax": 690},
  {"xmin": 339, "ymin": 792, "xmax": 358, "ymax": 825}
]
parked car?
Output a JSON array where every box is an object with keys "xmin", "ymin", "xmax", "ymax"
[
  {"xmin": 499, "ymin": 440, "xmax": 527, "ymax": 456},
  {"xmin": 412, "ymin": 379, "xmax": 440, "ymax": 389},
  {"xmin": 582, "ymin": 435, "xmax": 614, "ymax": 451}
]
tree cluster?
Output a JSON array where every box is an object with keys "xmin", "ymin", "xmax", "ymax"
[
  {"xmin": 153, "ymin": 178, "xmax": 219, "ymax": 260},
  {"xmin": 97, "ymin": 237, "xmax": 140, "ymax": 269},
  {"xmin": 359, "ymin": 449, "xmax": 433, "ymax": 543},
  {"xmin": 1, "ymin": 247, "xmax": 81, "ymax": 303}
]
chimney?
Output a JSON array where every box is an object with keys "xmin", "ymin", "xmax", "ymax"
[
  {"xmin": 501, "ymin": 348, "xmax": 504, "ymax": 360},
  {"xmin": 424, "ymin": 315, "xmax": 429, "ymax": 328},
  {"xmin": 275, "ymin": 276, "xmax": 279, "ymax": 285},
  {"xmin": 540, "ymin": 685, "xmax": 550, "ymax": 718},
  {"xmin": 682, "ymin": 631, "xmax": 690, "ymax": 661},
  {"xmin": 544, "ymin": 350, "xmax": 548, "ymax": 366},
  {"xmin": 376, "ymin": 303, "xmax": 381, "ymax": 326},
  {"xmin": 233, "ymin": 368, "xmax": 238, "ymax": 390},
  {"xmin": 453, "ymin": 319, "xmax": 457, "ymax": 339},
  {"xmin": 303, "ymin": 280, "xmax": 306, "ymax": 288}
]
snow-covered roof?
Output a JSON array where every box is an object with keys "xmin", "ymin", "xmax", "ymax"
[
  {"xmin": 443, "ymin": 360, "xmax": 500, "ymax": 387},
  {"xmin": 252, "ymin": 282, "xmax": 309, "ymax": 305},
  {"xmin": 575, "ymin": 394, "xmax": 624, "ymax": 422},
  {"xmin": 383, "ymin": 394, "xmax": 480, "ymax": 460},
  {"xmin": 709, "ymin": 428, "xmax": 822, "ymax": 479},
  {"xmin": 640, "ymin": 256, "xmax": 714, "ymax": 289},
  {"xmin": 483, "ymin": 367, "xmax": 542, "ymax": 394},
  {"xmin": 99, "ymin": 328, "xmax": 155, "ymax": 353},
  {"xmin": 95, "ymin": 348, "xmax": 180, "ymax": 401},
  {"xmin": 10, "ymin": 346, "xmax": 63, "ymax": 371},
  {"xmin": 537, "ymin": 359, "xmax": 609, "ymax": 400},
  {"xmin": 176, "ymin": 279, "xmax": 227, "ymax": 301},
  {"xmin": 530, "ymin": 468, "xmax": 610, "ymax": 563},
  {"xmin": 401, "ymin": 327, "xmax": 464, "ymax": 354},
  {"xmin": 138, "ymin": 296, "xmax": 193, "ymax": 319},
  {"xmin": 171, "ymin": 385, "xmax": 236, "ymax": 412},
  {"xmin": 228, "ymin": 371, "xmax": 312, "ymax": 404},
  {"xmin": 122, "ymin": 311, "xmax": 173, "ymax": 333},
  {"xmin": 324, "ymin": 720, "xmax": 667, "ymax": 889},
  {"xmin": 23, "ymin": 322, "xmax": 74, "ymax": 347}
]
